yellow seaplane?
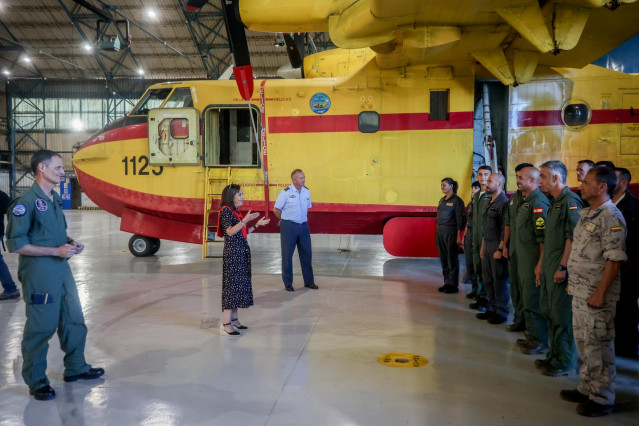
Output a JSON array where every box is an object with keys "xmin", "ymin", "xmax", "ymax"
[{"xmin": 72, "ymin": 0, "xmax": 639, "ymax": 257}]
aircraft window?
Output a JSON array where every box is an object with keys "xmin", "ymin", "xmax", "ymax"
[
  {"xmin": 164, "ymin": 87, "xmax": 194, "ymax": 108},
  {"xmin": 358, "ymin": 111, "xmax": 379, "ymax": 133},
  {"xmin": 430, "ymin": 90, "xmax": 449, "ymax": 121},
  {"xmin": 170, "ymin": 119, "xmax": 189, "ymax": 139},
  {"xmin": 130, "ymin": 88, "xmax": 172, "ymax": 115},
  {"xmin": 562, "ymin": 102, "xmax": 591, "ymax": 128}
]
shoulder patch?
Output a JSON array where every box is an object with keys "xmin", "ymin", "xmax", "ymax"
[
  {"xmin": 568, "ymin": 206, "xmax": 578, "ymax": 210},
  {"xmin": 284, "ymin": 187, "xmax": 290, "ymax": 191},
  {"xmin": 611, "ymin": 226, "xmax": 621, "ymax": 231},
  {"xmin": 535, "ymin": 217, "xmax": 545, "ymax": 229},
  {"xmin": 12, "ymin": 204, "xmax": 26, "ymax": 216},
  {"xmin": 35, "ymin": 199, "xmax": 48, "ymax": 212},
  {"xmin": 533, "ymin": 207, "xmax": 543, "ymax": 214}
]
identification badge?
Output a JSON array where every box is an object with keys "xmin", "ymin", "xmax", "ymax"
[
  {"xmin": 446, "ymin": 202, "xmax": 453, "ymax": 206},
  {"xmin": 585, "ymin": 222, "xmax": 597, "ymax": 232},
  {"xmin": 35, "ymin": 199, "xmax": 48, "ymax": 212},
  {"xmin": 12, "ymin": 204, "xmax": 26, "ymax": 216}
]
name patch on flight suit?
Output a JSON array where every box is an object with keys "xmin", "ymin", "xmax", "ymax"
[
  {"xmin": 521, "ymin": 203, "xmax": 530, "ymax": 210},
  {"xmin": 554, "ymin": 204, "xmax": 562, "ymax": 210},
  {"xmin": 535, "ymin": 217, "xmax": 545, "ymax": 229},
  {"xmin": 35, "ymin": 199, "xmax": 48, "ymax": 212},
  {"xmin": 446, "ymin": 202, "xmax": 453, "ymax": 206},
  {"xmin": 12, "ymin": 204, "xmax": 26, "ymax": 216}
]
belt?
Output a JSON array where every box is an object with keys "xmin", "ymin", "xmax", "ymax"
[{"xmin": 282, "ymin": 219, "xmax": 306, "ymax": 225}]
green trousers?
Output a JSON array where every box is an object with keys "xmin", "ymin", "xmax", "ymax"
[
  {"xmin": 540, "ymin": 271, "xmax": 577, "ymax": 369},
  {"xmin": 19, "ymin": 258, "xmax": 90, "ymax": 392},
  {"xmin": 518, "ymin": 260, "xmax": 548, "ymax": 345},
  {"xmin": 509, "ymin": 252, "xmax": 525, "ymax": 326}
]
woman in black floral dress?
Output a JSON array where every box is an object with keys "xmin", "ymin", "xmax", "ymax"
[{"xmin": 217, "ymin": 184, "xmax": 270, "ymax": 336}]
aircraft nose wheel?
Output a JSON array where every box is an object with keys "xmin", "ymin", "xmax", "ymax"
[{"xmin": 128, "ymin": 235, "xmax": 161, "ymax": 257}]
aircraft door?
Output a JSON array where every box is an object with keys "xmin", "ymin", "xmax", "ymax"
[
  {"xmin": 148, "ymin": 108, "xmax": 200, "ymax": 165},
  {"xmin": 621, "ymin": 93, "xmax": 639, "ymax": 155}
]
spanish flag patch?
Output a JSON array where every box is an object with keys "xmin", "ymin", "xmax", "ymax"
[
  {"xmin": 611, "ymin": 226, "xmax": 621, "ymax": 231},
  {"xmin": 533, "ymin": 208, "xmax": 543, "ymax": 214},
  {"xmin": 568, "ymin": 206, "xmax": 578, "ymax": 210}
]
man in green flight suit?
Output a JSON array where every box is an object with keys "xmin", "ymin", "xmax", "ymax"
[
  {"xmin": 502, "ymin": 162, "xmax": 533, "ymax": 333},
  {"xmin": 514, "ymin": 166, "xmax": 550, "ymax": 355},
  {"xmin": 537, "ymin": 160, "xmax": 583, "ymax": 376},
  {"xmin": 470, "ymin": 165, "xmax": 493, "ymax": 311},
  {"xmin": 6, "ymin": 150, "xmax": 104, "ymax": 401}
]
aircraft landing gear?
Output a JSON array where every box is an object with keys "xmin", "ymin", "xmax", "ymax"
[{"xmin": 129, "ymin": 235, "xmax": 161, "ymax": 257}]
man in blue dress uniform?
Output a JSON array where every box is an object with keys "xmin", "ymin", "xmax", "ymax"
[
  {"xmin": 274, "ymin": 169, "xmax": 318, "ymax": 292},
  {"xmin": 6, "ymin": 150, "xmax": 104, "ymax": 401}
]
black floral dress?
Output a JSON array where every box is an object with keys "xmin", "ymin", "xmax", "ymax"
[{"xmin": 220, "ymin": 207, "xmax": 254, "ymax": 310}]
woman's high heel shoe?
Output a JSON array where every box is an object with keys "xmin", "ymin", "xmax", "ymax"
[
  {"xmin": 220, "ymin": 322, "xmax": 240, "ymax": 336},
  {"xmin": 231, "ymin": 319, "xmax": 247, "ymax": 330}
]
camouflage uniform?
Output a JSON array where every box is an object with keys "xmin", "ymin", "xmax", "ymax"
[
  {"xmin": 505, "ymin": 190, "xmax": 524, "ymax": 327},
  {"xmin": 567, "ymin": 200, "xmax": 627, "ymax": 406},
  {"xmin": 539, "ymin": 186, "xmax": 582, "ymax": 370},
  {"xmin": 472, "ymin": 191, "xmax": 492, "ymax": 299}
]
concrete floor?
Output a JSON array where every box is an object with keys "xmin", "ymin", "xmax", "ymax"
[{"xmin": 0, "ymin": 210, "xmax": 638, "ymax": 426}]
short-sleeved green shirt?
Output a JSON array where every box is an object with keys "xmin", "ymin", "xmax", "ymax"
[
  {"xmin": 514, "ymin": 188, "xmax": 550, "ymax": 264},
  {"xmin": 505, "ymin": 190, "xmax": 523, "ymax": 254},
  {"xmin": 542, "ymin": 186, "xmax": 583, "ymax": 271}
]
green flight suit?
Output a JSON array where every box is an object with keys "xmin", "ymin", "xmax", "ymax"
[
  {"xmin": 514, "ymin": 188, "xmax": 550, "ymax": 346},
  {"xmin": 472, "ymin": 191, "xmax": 492, "ymax": 297},
  {"xmin": 540, "ymin": 186, "xmax": 582, "ymax": 370},
  {"xmin": 505, "ymin": 190, "xmax": 524, "ymax": 327},
  {"xmin": 6, "ymin": 183, "xmax": 91, "ymax": 393}
]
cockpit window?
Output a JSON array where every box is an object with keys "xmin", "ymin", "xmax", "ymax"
[
  {"xmin": 130, "ymin": 88, "xmax": 172, "ymax": 115},
  {"xmin": 164, "ymin": 87, "xmax": 193, "ymax": 108}
]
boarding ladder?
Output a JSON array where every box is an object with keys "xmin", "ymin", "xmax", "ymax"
[{"xmin": 202, "ymin": 167, "xmax": 233, "ymax": 259}]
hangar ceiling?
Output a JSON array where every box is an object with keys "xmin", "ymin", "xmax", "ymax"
[{"xmin": 0, "ymin": 0, "xmax": 332, "ymax": 80}]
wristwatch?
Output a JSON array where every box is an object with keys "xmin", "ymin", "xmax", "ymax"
[{"xmin": 557, "ymin": 264, "xmax": 567, "ymax": 271}]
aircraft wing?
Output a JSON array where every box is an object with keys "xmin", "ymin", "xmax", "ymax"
[{"xmin": 238, "ymin": 0, "xmax": 639, "ymax": 85}]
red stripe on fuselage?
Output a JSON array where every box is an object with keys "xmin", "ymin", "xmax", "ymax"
[
  {"xmin": 77, "ymin": 122, "xmax": 148, "ymax": 151},
  {"xmin": 512, "ymin": 109, "xmax": 639, "ymax": 128},
  {"xmin": 268, "ymin": 112, "xmax": 473, "ymax": 133}
]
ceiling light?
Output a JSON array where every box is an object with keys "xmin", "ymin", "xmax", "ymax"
[
  {"xmin": 2, "ymin": 69, "xmax": 10, "ymax": 76},
  {"xmin": 22, "ymin": 55, "xmax": 31, "ymax": 63},
  {"xmin": 147, "ymin": 8, "xmax": 157, "ymax": 19},
  {"xmin": 83, "ymin": 43, "xmax": 93, "ymax": 52},
  {"xmin": 137, "ymin": 68, "xmax": 145, "ymax": 75}
]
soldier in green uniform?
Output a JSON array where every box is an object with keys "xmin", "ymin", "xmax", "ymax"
[
  {"xmin": 537, "ymin": 161, "xmax": 583, "ymax": 376},
  {"xmin": 470, "ymin": 165, "xmax": 492, "ymax": 311},
  {"xmin": 513, "ymin": 167, "xmax": 550, "ymax": 355},
  {"xmin": 463, "ymin": 181, "xmax": 481, "ymax": 295},
  {"xmin": 6, "ymin": 150, "xmax": 104, "ymax": 401},
  {"xmin": 502, "ymin": 163, "xmax": 533, "ymax": 332}
]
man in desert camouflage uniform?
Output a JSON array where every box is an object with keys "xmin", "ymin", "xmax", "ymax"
[{"xmin": 560, "ymin": 166, "xmax": 626, "ymax": 418}]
